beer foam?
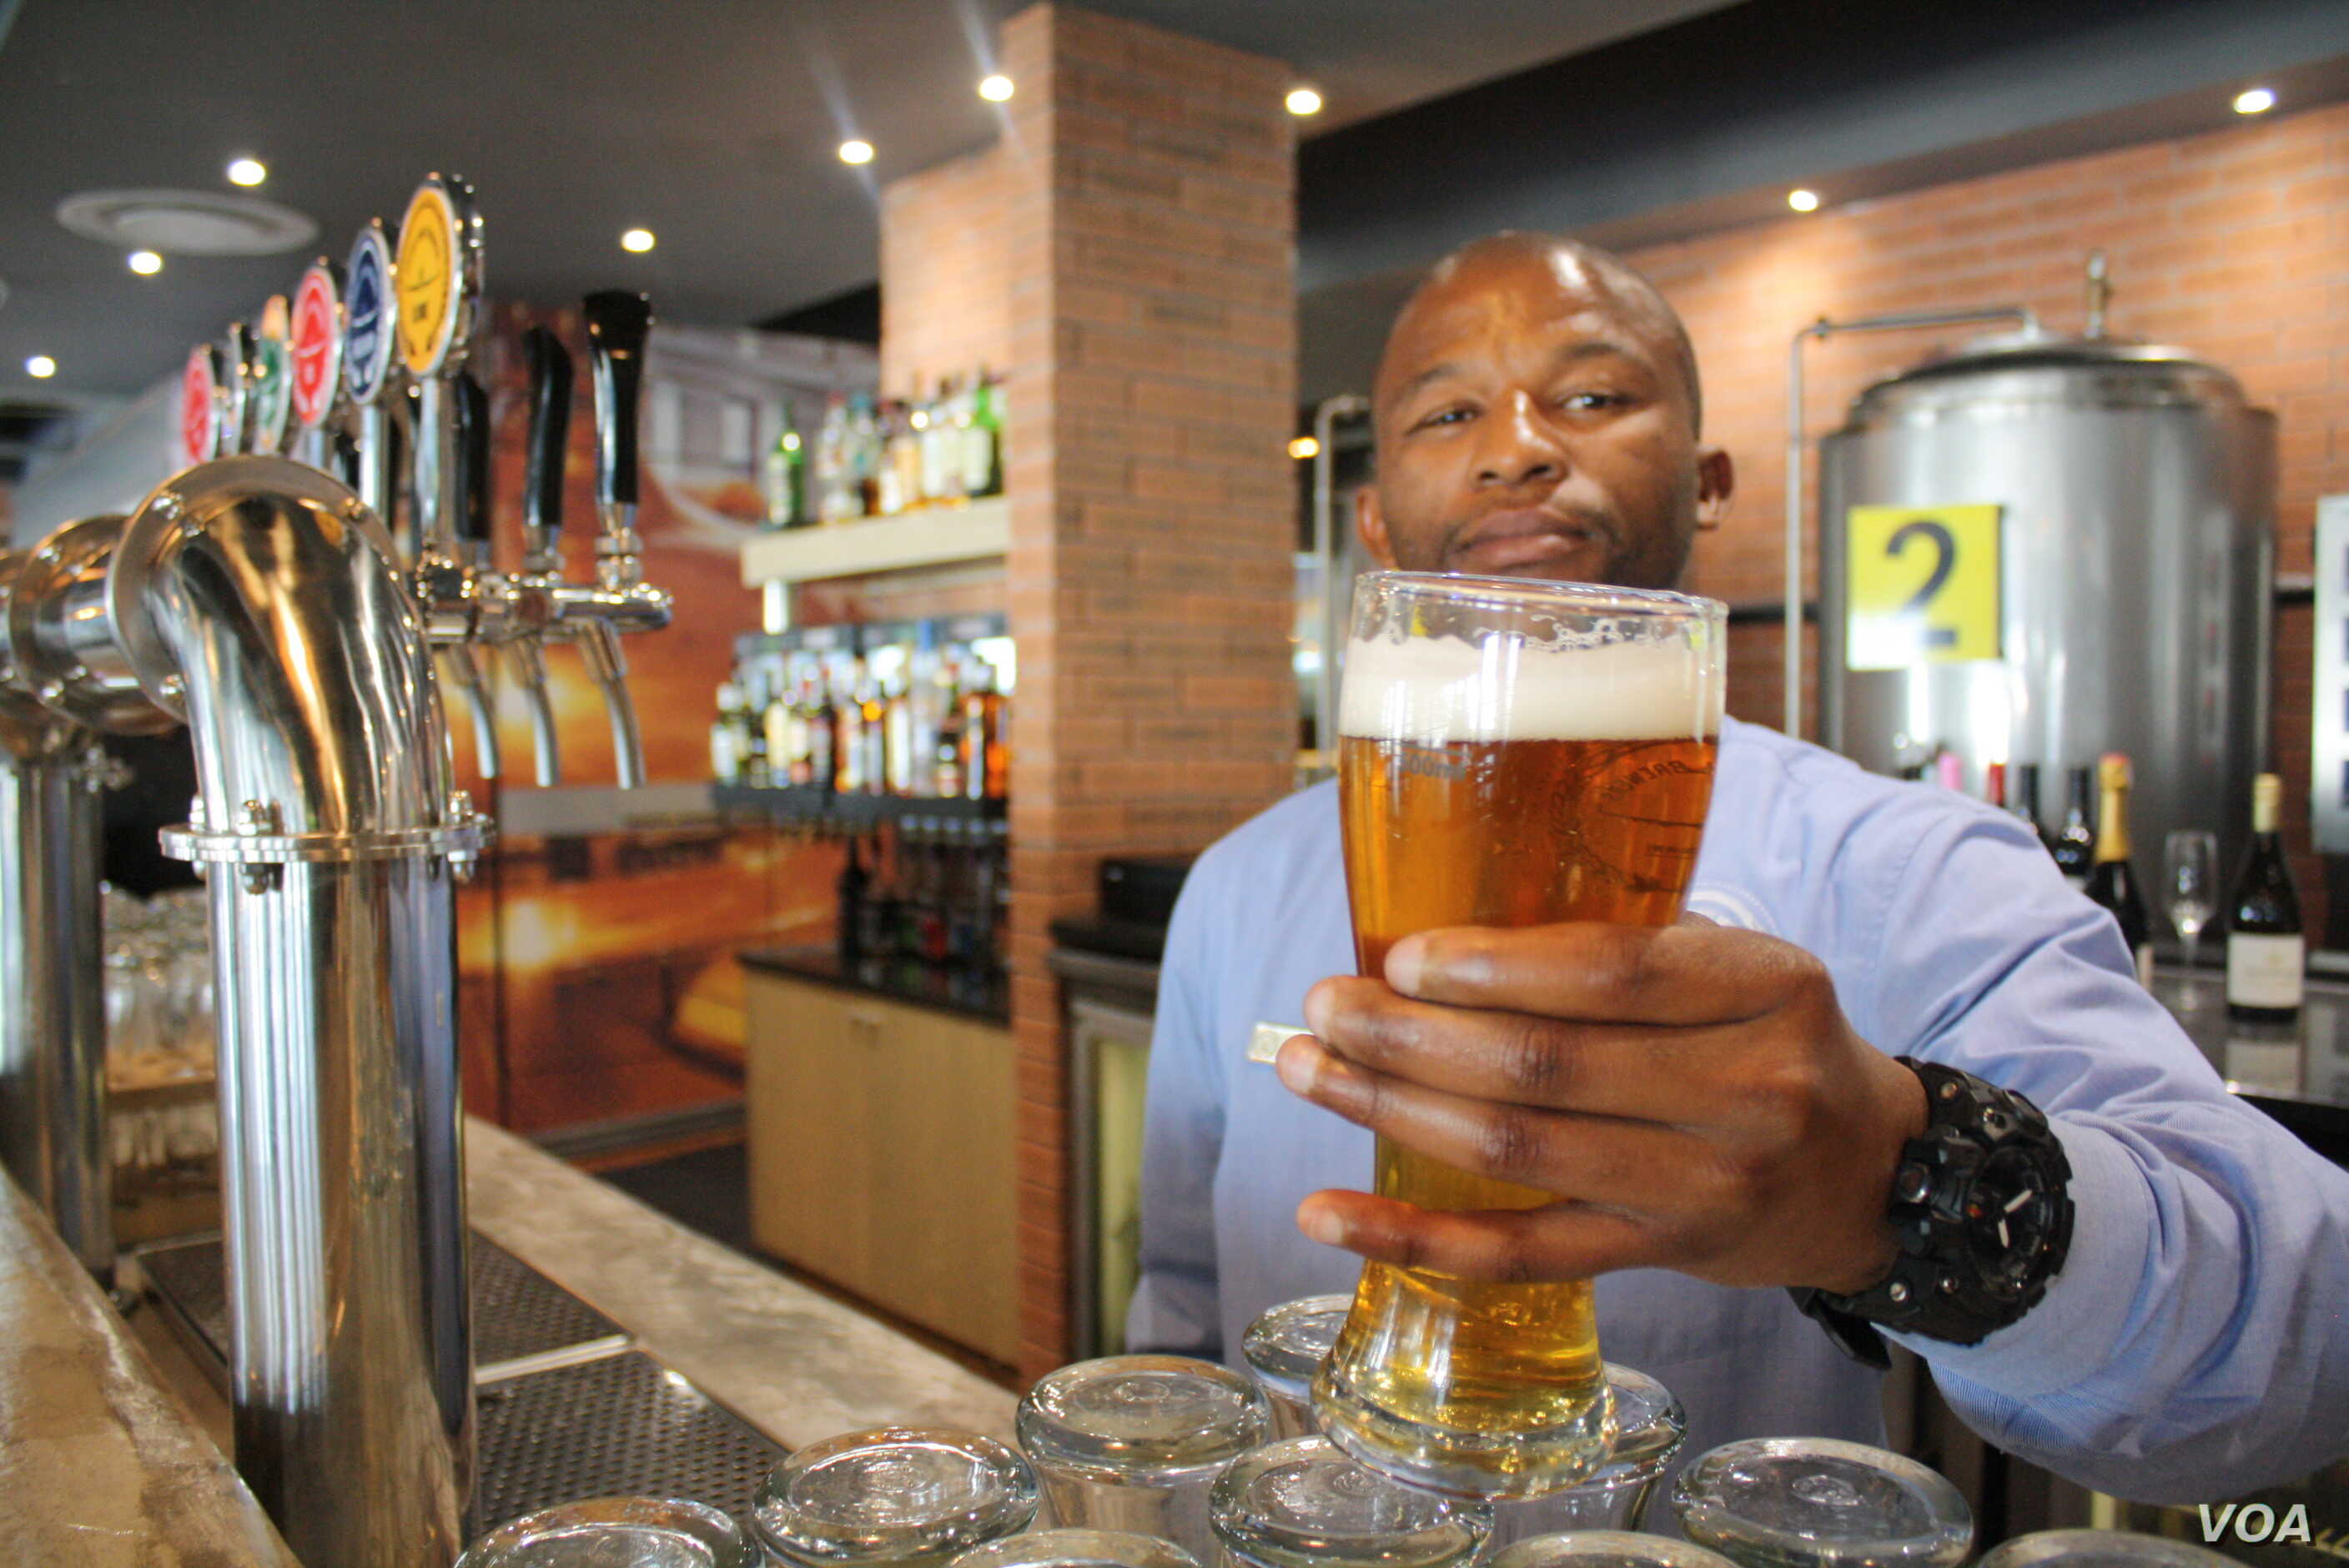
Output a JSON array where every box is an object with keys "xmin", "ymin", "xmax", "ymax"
[{"xmin": 1338, "ymin": 631, "xmax": 1723, "ymax": 743}]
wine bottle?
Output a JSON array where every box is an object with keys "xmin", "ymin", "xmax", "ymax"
[
  {"xmin": 2085, "ymin": 753, "xmax": 2153, "ymax": 987},
  {"xmin": 2010, "ymin": 762, "xmax": 2053, "ymax": 852},
  {"xmin": 2052, "ymin": 765, "xmax": 2095, "ymax": 889},
  {"xmin": 2226, "ymin": 772, "xmax": 2303, "ymax": 1024}
]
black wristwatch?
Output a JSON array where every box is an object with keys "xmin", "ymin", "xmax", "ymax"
[{"xmin": 1790, "ymin": 1058, "xmax": 2074, "ymax": 1369}]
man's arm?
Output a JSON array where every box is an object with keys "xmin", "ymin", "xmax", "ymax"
[
  {"xmin": 1863, "ymin": 807, "xmax": 2349, "ymax": 1500},
  {"xmin": 1124, "ymin": 876, "xmax": 1229, "ymax": 1359},
  {"xmin": 1275, "ymin": 801, "xmax": 2349, "ymax": 1500}
]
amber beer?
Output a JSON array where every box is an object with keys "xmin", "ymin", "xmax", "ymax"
[{"xmin": 1312, "ymin": 573, "xmax": 1724, "ymax": 1499}]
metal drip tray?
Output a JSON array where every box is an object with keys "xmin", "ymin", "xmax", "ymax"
[
  {"xmin": 473, "ymin": 1350, "xmax": 787, "ymax": 1534},
  {"xmin": 136, "ymin": 1230, "xmax": 631, "ymax": 1387}
]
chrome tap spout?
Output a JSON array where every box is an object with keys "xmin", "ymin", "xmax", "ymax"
[{"xmin": 108, "ymin": 455, "xmax": 485, "ymax": 1567}]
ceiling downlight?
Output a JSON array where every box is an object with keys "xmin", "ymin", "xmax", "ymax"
[{"xmin": 56, "ymin": 188, "xmax": 317, "ymax": 256}]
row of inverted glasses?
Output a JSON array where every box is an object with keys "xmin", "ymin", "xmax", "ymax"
[{"xmin": 456, "ymin": 1369, "xmax": 2216, "ymax": 1568}]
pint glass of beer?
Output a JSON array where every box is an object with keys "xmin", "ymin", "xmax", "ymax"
[{"xmin": 1310, "ymin": 571, "xmax": 1726, "ymax": 1499}]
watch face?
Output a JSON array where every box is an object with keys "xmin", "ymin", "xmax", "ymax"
[{"xmin": 1967, "ymin": 1145, "xmax": 2060, "ymax": 1287}]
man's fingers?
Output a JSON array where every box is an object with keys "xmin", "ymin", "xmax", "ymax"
[
  {"xmin": 1384, "ymin": 921, "xmax": 1817, "ymax": 1026},
  {"xmin": 1273, "ymin": 1035, "xmax": 1734, "ymax": 1217},
  {"xmin": 1300, "ymin": 977, "xmax": 1742, "ymax": 1118},
  {"xmin": 1295, "ymin": 1190, "xmax": 1664, "ymax": 1282}
]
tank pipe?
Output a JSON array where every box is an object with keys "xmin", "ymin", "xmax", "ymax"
[{"xmin": 1783, "ymin": 305, "xmax": 2040, "ymax": 739}]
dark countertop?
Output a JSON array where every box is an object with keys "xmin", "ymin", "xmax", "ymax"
[
  {"xmin": 740, "ymin": 944, "xmax": 1010, "ymax": 1026},
  {"xmin": 2152, "ymin": 967, "xmax": 2349, "ymax": 1161}
]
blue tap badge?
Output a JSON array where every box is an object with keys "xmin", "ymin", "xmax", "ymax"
[{"xmin": 344, "ymin": 224, "xmax": 395, "ymax": 405}]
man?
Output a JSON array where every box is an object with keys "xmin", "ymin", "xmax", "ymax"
[{"xmin": 1128, "ymin": 232, "xmax": 2349, "ymax": 1500}]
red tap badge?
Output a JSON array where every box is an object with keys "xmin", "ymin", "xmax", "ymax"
[
  {"xmin": 290, "ymin": 264, "xmax": 343, "ymax": 430},
  {"xmin": 179, "ymin": 344, "xmax": 219, "ymax": 468}
]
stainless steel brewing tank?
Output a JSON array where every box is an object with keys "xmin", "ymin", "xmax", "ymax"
[{"xmin": 1818, "ymin": 336, "xmax": 2276, "ymax": 900}]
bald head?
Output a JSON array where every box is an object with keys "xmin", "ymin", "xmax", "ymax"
[
  {"xmin": 1378, "ymin": 234, "xmax": 1703, "ymax": 440},
  {"xmin": 1353, "ymin": 230, "xmax": 1731, "ymax": 591}
]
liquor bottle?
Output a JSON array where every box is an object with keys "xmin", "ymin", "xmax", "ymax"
[
  {"xmin": 710, "ymin": 681, "xmax": 747, "ymax": 784},
  {"xmin": 763, "ymin": 409, "xmax": 807, "ymax": 530},
  {"xmin": 836, "ymin": 837, "xmax": 870, "ymax": 962},
  {"xmin": 962, "ymin": 661, "xmax": 1009, "ymax": 802},
  {"xmin": 933, "ymin": 652, "xmax": 967, "ymax": 797},
  {"xmin": 2226, "ymin": 772, "xmax": 2304, "ymax": 1023},
  {"xmin": 1984, "ymin": 760, "xmax": 2007, "ymax": 809},
  {"xmin": 883, "ymin": 676, "xmax": 917, "ymax": 796},
  {"xmin": 849, "ymin": 395, "xmax": 881, "ymax": 517},
  {"xmin": 739, "ymin": 669, "xmax": 772, "ymax": 784},
  {"xmin": 2085, "ymin": 752, "xmax": 2154, "ymax": 988},
  {"xmin": 762, "ymin": 670, "xmax": 799, "ymax": 785},
  {"xmin": 1934, "ymin": 751, "xmax": 1964, "ymax": 791},
  {"xmin": 859, "ymin": 673, "xmax": 888, "ymax": 793},
  {"xmin": 963, "ymin": 369, "xmax": 1003, "ymax": 500},
  {"xmin": 834, "ymin": 664, "xmax": 869, "ymax": 794},
  {"xmin": 2052, "ymin": 765, "xmax": 2096, "ymax": 889},
  {"xmin": 805, "ymin": 670, "xmax": 836, "ymax": 791},
  {"xmin": 2009, "ymin": 762, "xmax": 2053, "ymax": 852}
]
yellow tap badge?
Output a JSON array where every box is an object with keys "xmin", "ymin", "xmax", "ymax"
[
  {"xmin": 1844, "ymin": 503, "xmax": 2003, "ymax": 670},
  {"xmin": 395, "ymin": 182, "xmax": 459, "ymax": 377}
]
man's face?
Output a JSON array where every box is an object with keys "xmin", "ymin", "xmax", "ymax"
[{"xmin": 1359, "ymin": 245, "xmax": 1727, "ymax": 591}]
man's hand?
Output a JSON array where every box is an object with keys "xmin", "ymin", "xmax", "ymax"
[{"xmin": 1275, "ymin": 920, "xmax": 1928, "ymax": 1295}]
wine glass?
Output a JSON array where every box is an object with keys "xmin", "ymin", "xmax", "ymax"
[{"xmin": 2163, "ymin": 830, "xmax": 2219, "ymax": 996}]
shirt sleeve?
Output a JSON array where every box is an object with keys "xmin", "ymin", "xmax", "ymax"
[
  {"xmin": 1853, "ymin": 799, "xmax": 2349, "ymax": 1501},
  {"xmin": 1124, "ymin": 865, "xmax": 1230, "ymax": 1359}
]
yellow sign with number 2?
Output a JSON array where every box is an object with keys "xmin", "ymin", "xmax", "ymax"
[{"xmin": 1844, "ymin": 503, "xmax": 2002, "ymax": 670}]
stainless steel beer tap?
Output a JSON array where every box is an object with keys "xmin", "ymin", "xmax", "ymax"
[
  {"xmin": 571, "ymin": 290, "xmax": 669, "ymax": 787},
  {"xmin": 288, "ymin": 260, "xmax": 346, "ymax": 471},
  {"xmin": 456, "ymin": 372, "xmax": 560, "ymax": 787},
  {"xmin": 394, "ymin": 174, "xmax": 505, "ymax": 784},
  {"xmin": 500, "ymin": 324, "xmax": 575, "ymax": 786}
]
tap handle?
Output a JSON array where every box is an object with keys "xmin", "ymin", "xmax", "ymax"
[
  {"xmin": 522, "ymin": 326, "xmax": 572, "ymax": 555},
  {"xmin": 222, "ymin": 324, "xmax": 257, "ymax": 455},
  {"xmin": 455, "ymin": 373, "xmax": 493, "ymax": 558},
  {"xmin": 582, "ymin": 291, "xmax": 652, "ymax": 511}
]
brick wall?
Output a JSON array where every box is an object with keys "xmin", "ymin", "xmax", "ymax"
[
  {"xmin": 1622, "ymin": 100, "xmax": 2349, "ymax": 928},
  {"xmin": 995, "ymin": 3, "xmax": 1296, "ymax": 1375},
  {"xmin": 880, "ymin": 147, "xmax": 1017, "ymax": 398}
]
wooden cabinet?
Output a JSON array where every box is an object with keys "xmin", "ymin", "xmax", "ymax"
[{"xmin": 745, "ymin": 969, "xmax": 1019, "ymax": 1365}]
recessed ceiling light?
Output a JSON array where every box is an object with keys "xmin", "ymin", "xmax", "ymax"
[
  {"xmin": 1787, "ymin": 188, "xmax": 1821, "ymax": 212},
  {"xmin": 838, "ymin": 139, "xmax": 874, "ymax": 166},
  {"xmin": 2234, "ymin": 87, "xmax": 2276, "ymax": 115},
  {"xmin": 1285, "ymin": 86, "xmax": 1324, "ymax": 117},
  {"xmin": 128, "ymin": 249, "xmax": 163, "ymax": 274},
  {"xmin": 978, "ymin": 74, "xmax": 1014, "ymax": 103},
  {"xmin": 24, "ymin": 354, "xmax": 56, "ymax": 379},
  {"xmin": 621, "ymin": 227, "xmax": 656, "ymax": 253},
  {"xmin": 226, "ymin": 157, "xmax": 267, "ymax": 187},
  {"xmin": 1288, "ymin": 435, "xmax": 1320, "ymax": 460},
  {"xmin": 57, "ymin": 188, "xmax": 315, "ymax": 256}
]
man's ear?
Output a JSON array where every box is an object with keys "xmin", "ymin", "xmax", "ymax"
[
  {"xmin": 1355, "ymin": 484, "xmax": 1397, "ymax": 568},
  {"xmin": 1694, "ymin": 445, "xmax": 1734, "ymax": 531}
]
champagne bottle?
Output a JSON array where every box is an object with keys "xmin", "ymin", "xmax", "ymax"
[
  {"xmin": 2226, "ymin": 772, "xmax": 2303, "ymax": 1023},
  {"xmin": 2052, "ymin": 765, "xmax": 2096, "ymax": 889},
  {"xmin": 2085, "ymin": 752, "xmax": 2154, "ymax": 988}
]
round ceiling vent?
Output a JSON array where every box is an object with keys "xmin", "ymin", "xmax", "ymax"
[{"xmin": 55, "ymin": 188, "xmax": 317, "ymax": 256}]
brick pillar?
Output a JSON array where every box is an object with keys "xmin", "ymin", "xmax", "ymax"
[{"xmin": 998, "ymin": 3, "xmax": 1297, "ymax": 1378}]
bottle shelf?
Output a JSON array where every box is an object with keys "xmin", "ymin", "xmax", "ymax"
[
  {"xmin": 739, "ymin": 495, "xmax": 1010, "ymax": 586},
  {"xmin": 712, "ymin": 782, "xmax": 1006, "ymax": 829}
]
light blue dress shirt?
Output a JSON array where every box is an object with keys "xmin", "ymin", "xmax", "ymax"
[{"xmin": 1129, "ymin": 716, "xmax": 2349, "ymax": 1502}]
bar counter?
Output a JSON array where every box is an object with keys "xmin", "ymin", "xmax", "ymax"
[{"xmin": 0, "ymin": 1117, "xmax": 1015, "ymax": 1563}]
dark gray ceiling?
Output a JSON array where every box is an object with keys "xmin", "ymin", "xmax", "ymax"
[{"xmin": 0, "ymin": 0, "xmax": 1736, "ymax": 404}]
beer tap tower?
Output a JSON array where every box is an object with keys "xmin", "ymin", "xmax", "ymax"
[{"xmin": 0, "ymin": 172, "xmax": 672, "ymax": 1565}]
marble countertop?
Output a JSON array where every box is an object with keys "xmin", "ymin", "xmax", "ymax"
[
  {"xmin": 0, "ymin": 1171, "xmax": 296, "ymax": 1566},
  {"xmin": 2, "ymin": 1117, "xmax": 1017, "ymax": 1564},
  {"xmin": 464, "ymin": 1119, "xmax": 1018, "ymax": 1448}
]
